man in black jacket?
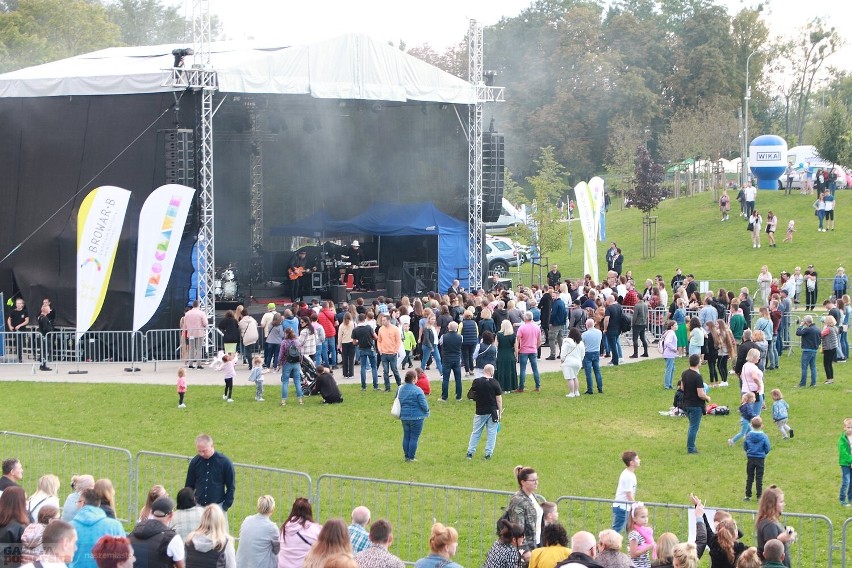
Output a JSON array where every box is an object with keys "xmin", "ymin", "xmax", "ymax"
[{"xmin": 185, "ymin": 434, "xmax": 235, "ymax": 512}]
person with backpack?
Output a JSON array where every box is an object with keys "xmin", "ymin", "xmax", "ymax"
[{"xmin": 277, "ymin": 328, "xmax": 304, "ymax": 406}]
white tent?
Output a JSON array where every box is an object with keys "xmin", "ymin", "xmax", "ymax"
[{"xmin": 0, "ymin": 34, "xmax": 475, "ymax": 104}]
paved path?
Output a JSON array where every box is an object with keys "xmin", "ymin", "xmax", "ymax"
[{"xmin": 0, "ymin": 338, "xmax": 663, "ymax": 386}]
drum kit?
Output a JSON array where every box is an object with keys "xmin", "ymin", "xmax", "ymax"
[{"xmin": 214, "ymin": 264, "xmax": 240, "ymax": 301}]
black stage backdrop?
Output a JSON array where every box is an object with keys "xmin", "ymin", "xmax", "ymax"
[{"xmin": 0, "ymin": 92, "xmax": 468, "ymax": 329}]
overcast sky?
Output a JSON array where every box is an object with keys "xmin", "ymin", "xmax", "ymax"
[{"xmin": 183, "ymin": 0, "xmax": 849, "ymax": 69}]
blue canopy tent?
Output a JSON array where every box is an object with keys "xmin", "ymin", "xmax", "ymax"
[{"xmin": 270, "ymin": 202, "xmax": 468, "ymax": 294}]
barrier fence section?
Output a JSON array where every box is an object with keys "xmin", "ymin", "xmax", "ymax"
[
  {"xmin": 133, "ymin": 451, "xmax": 312, "ymax": 529},
  {"xmin": 0, "ymin": 331, "xmax": 42, "ymax": 370},
  {"xmin": 555, "ymin": 495, "xmax": 835, "ymax": 568},
  {"xmin": 315, "ymin": 474, "xmax": 513, "ymax": 567},
  {"xmin": 44, "ymin": 330, "xmax": 144, "ymax": 367},
  {"xmin": 842, "ymin": 517, "xmax": 852, "ymax": 568},
  {"xmin": 0, "ymin": 431, "xmax": 134, "ymax": 523}
]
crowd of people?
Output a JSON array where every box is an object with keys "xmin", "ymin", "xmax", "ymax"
[{"xmin": 1, "ymin": 449, "xmax": 822, "ymax": 568}]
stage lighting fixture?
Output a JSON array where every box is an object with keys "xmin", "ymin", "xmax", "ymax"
[
  {"xmin": 371, "ymin": 102, "xmax": 383, "ymax": 113},
  {"xmin": 439, "ymin": 103, "xmax": 449, "ymax": 110},
  {"xmin": 484, "ymin": 70, "xmax": 497, "ymax": 86},
  {"xmin": 172, "ymin": 48, "xmax": 194, "ymax": 68}
]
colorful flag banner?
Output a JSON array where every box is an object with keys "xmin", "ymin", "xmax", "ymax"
[{"xmin": 76, "ymin": 186, "xmax": 131, "ymax": 338}]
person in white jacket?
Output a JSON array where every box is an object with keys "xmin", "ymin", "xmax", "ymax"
[{"xmin": 561, "ymin": 328, "xmax": 585, "ymax": 398}]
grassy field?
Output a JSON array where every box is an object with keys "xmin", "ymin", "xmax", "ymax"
[
  {"xmin": 514, "ymin": 188, "xmax": 849, "ymax": 289},
  {"xmin": 2, "ymin": 188, "xmax": 850, "ymax": 565}
]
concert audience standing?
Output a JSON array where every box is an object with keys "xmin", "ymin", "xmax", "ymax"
[
  {"xmin": 399, "ymin": 369, "xmax": 430, "ymax": 462},
  {"xmin": 0, "ymin": 458, "xmax": 24, "ymax": 494},
  {"xmin": 278, "ymin": 498, "xmax": 322, "ymax": 568},
  {"xmin": 184, "ymin": 504, "xmax": 236, "ymax": 568},
  {"xmin": 61, "ymin": 474, "xmax": 94, "ymax": 521},
  {"xmin": 129, "ymin": 496, "xmax": 185, "ymax": 568},
  {"xmin": 170, "ymin": 487, "xmax": 204, "ymax": 541},
  {"xmin": 347, "ymin": 507, "xmax": 371, "ymax": 554},
  {"xmin": 236, "ymin": 495, "xmax": 280, "ymax": 568},
  {"xmin": 70, "ymin": 488, "xmax": 125, "ymax": 568},
  {"xmin": 90, "ymin": 535, "xmax": 134, "ymax": 568},
  {"xmin": 355, "ymin": 519, "xmax": 405, "ymax": 568},
  {"xmin": 516, "ymin": 312, "xmax": 542, "ymax": 392},
  {"xmin": 303, "ymin": 519, "xmax": 354, "ymax": 568},
  {"xmin": 350, "ymin": 313, "xmax": 378, "ymax": 390},
  {"xmin": 19, "ymin": 519, "xmax": 77, "ymax": 568},
  {"xmin": 184, "ymin": 301, "xmax": 208, "ymax": 370},
  {"xmin": 414, "ymin": 523, "xmax": 463, "ymax": 568},
  {"xmin": 0, "ymin": 486, "xmax": 28, "ymax": 567}
]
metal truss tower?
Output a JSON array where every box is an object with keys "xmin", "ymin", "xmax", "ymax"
[
  {"xmin": 248, "ymin": 100, "xmax": 265, "ymax": 283},
  {"xmin": 166, "ymin": 0, "xmax": 217, "ymax": 322},
  {"xmin": 467, "ymin": 20, "xmax": 504, "ymax": 291}
]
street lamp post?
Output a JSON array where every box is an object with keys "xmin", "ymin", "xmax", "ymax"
[{"xmin": 743, "ymin": 49, "xmax": 761, "ymax": 187}]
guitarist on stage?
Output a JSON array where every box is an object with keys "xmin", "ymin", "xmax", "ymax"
[{"xmin": 288, "ymin": 249, "xmax": 310, "ymax": 302}]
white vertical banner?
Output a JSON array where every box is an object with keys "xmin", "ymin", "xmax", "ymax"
[
  {"xmin": 574, "ymin": 181, "xmax": 599, "ymax": 284},
  {"xmin": 76, "ymin": 186, "xmax": 132, "ymax": 338},
  {"xmin": 132, "ymin": 184, "xmax": 196, "ymax": 331}
]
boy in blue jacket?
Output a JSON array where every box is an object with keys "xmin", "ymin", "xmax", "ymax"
[{"xmin": 743, "ymin": 416, "xmax": 771, "ymax": 501}]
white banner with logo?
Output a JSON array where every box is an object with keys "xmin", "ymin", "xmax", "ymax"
[
  {"xmin": 574, "ymin": 181, "xmax": 599, "ymax": 284},
  {"xmin": 76, "ymin": 186, "xmax": 132, "ymax": 338},
  {"xmin": 132, "ymin": 184, "xmax": 195, "ymax": 331}
]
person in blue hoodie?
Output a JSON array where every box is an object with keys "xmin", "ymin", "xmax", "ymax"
[
  {"xmin": 70, "ymin": 488, "xmax": 125, "ymax": 568},
  {"xmin": 743, "ymin": 416, "xmax": 772, "ymax": 502}
]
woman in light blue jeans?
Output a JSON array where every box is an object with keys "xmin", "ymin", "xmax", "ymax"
[{"xmin": 661, "ymin": 320, "xmax": 678, "ymax": 389}]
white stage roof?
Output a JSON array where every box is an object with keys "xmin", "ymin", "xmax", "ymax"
[{"xmin": 0, "ymin": 34, "xmax": 475, "ymax": 104}]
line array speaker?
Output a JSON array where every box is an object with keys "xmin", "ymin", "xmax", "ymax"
[
  {"xmin": 163, "ymin": 129, "xmax": 196, "ymax": 187},
  {"xmin": 482, "ymin": 131, "xmax": 505, "ymax": 222}
]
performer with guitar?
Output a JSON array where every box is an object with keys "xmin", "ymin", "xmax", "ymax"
[{"xmin": 288, "ymin": 250, "xmax": 311, "ymax": 302}]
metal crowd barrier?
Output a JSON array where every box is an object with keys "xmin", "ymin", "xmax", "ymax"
[
  {"xmin": 43, "ymin": 330, "xmax": 144, "ymax": 367},
  {"xmin": 555, "ymin": 495, "xmax": 836, "ymax": 568},
  {"xmin": 0, "ymin": 431, "xmax": 134, "ymax": 523},
  {"xmin": 842, "ymin": 517, "xmax": 852, "ymax": 568},
  {"xmin": 134, "ymin": 451, "xmax": 312, "ymax": 529},
  {"xmin": 315, "ymin": 474, "xmax": 513, "ymax": 568},
  {"xmin": 0, "ymin": 331, "xmax": 42, "ymax": 370}
]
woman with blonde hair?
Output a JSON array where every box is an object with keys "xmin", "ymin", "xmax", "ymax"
[
  {"xmin": 27, "ymin": 474, "xmax": 60, "ymax": 520},
  {"xmin": 496, "ymin": 319, "xmax": 518, "ymax": 392},
  {"xmin": 137, "ymin": 484, "xmax": 167, "ymax": 522},
  {"xmin": 652, "ymin": 532, "xmax": 679, "ymax": 567},
  {"xmin": 237, "ymin": 495, "xmax": 280, "ymax": 568},
  {"xmin": 734, "ymin": 547, "xmax": 761, "ymax": 568},
  {"xmin": 671, "ymin": 542, "xmax": 699, "ymax": 568},
  {"xmin": 62, "ymin": 474, "xmax": 94, "ymax": 520},
  {"xmin": 93, "ymin": 478, "xmax": 117, "ymax": 519},
  {"xmin": 596, "ymin": 528, "xmax": 631, "ymax": 567},
  {"xmin": 821, "ymin": 314, "xmax": 839, "ymax": 384},
  {"xmin": 303, "ymin": 518, "xmax": 353, "ymax": 568},
  {"xmin": 414, "ymin": 522, "xmax": 462, "ymax": 568},
  {"xmin": 185, "ymin": 504, "xmax": 236, "ymax": 567}
]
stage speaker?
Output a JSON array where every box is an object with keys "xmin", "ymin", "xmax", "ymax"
[
  {"xmin": 482, "ymin": 131, "xmax": 505, "ymax": 222},
  {"xmin": 162, "ymin": 129, "xmax": 195, "ymax": 187},
  {"xmin": 332, "ymin": 285, "xmax": 348, "ymax": 304},
  {"xmin": 388, "ymin": 280, "xmax": 402, "ymax": 299}
]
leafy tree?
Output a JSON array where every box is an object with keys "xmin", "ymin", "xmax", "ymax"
[
  {"xmin": 0, "ymin": 0, "xmax": 120, "ymax": 72},
  {"xmin": 104, "ymin": 0, "xmax": 190, "ymax": 45},
  {"xmin": 660, "ymin": 99, "xmax": 739, "ymax": 162},
  {"xmin": 516, "ymin": 146, "xmax": 568, "ymax": 257},
  {"xmin": 502, "ymin": 167, "xmax": 528, "ymax": 205},
  {"xmin": 406, "ymin": 41, "xmax": 467, "ymax": 79},
  {"xmin": 605, "ymin": 115, "xmax": 647, "ymax": 191},
  {"xmin": 625, "ymin": 144, "xmax": 665, "ymax": 216},
  {"xmin": 812, "ymin": 98, "xmax": 852, "ymax": 167}
]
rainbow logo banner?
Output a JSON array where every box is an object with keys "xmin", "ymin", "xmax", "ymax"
[
  {"xmin": 132, "ymin": 184, "xmax": 195, "ymax": 331},
  {"xmin": 76, "ymin": 186, "xmax": 131, "ymax": 338},
  {"xmin": 574, "ymin": 179, "xmax": 605, "ymax": 284}
]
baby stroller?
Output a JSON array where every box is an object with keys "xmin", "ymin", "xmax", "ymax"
[{"xmin": 300, "ymin": 356, "xmax": 320, "ymax": 396}]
